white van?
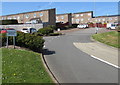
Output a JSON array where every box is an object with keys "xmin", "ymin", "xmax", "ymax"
[
  {"xmin": 107, "ymin": 23, "xmax": 117, "ymax": 30},
  {"xmin": 21, "ymin": 27, "xmax": 37, "ymax": 33}
]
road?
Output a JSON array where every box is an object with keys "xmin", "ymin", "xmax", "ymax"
[{"xmin": 43, "ymin": 28, "xmax": 118, "ymax": 83}]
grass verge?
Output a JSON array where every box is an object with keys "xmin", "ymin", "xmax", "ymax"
[
  {"xmin": 2, "ymin": 48, "xmax": 53, "ymax": 83},
  {"xmin": 92, "ymin": 31, "xmax": 120, "ymax": 48}
]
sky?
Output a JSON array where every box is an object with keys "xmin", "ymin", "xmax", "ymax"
[{"xmin": 1, "ymin": 2, "xmax": 118, "ymax": 17}]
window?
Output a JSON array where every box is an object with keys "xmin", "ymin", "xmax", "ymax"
[
  {"xmin": 102, "ymin": 18, "xmax": 105, "ymax": 21},
  {"xmin": 13, "ymin": 16, "xmax": 17, "ymax": 19},
  {"xmin": 61, "ymin": 16, "xmax": 64, "ymax": 19},
  {"xmin": 88, "ymin": 13, "xmax": 91, "ymax": 16},
  {"xmin": 7, "ymin": 17, "xmax": 12, "ymax": 19},
  {"xmin": 98, "ymin": 19, "xmax": 101, "ymax": 21},
  {"xmin": 109, "ymin": 18, "xmax": 112, "ymax": 20},
  {"xmin": 76, "ymin": 14, "xmax": 79, "ymax": 17},
  {"xmin": 76, "ymin": 19, "xmax": 80, "ymax": 22},
  {"xmin": 88, "ymin": 18, "xmax": 90, "ymax": 21},
  {"xmin": 25, "ymin": 15, "xmax": 29, "ymax": 18},
  {"xmin": 17, "ymin": 16, "xmax": 20, "ymax": 19},
  {"xmin": 56, "ymin": 17, "xmax": 58, "ymax": 20},
  {"xmin": 80, "ymin": 14, "xmax": 83, "ymax": 16},
  {"xmin": 2, "ymin": 17, "xmax": 4, "ymax": 20},
  {"xmin": 34, "ymin": 13, "xmax": 36, "ymax": 18},
  {"xmin": 81, "ymin": 19, "xmax": 84, "ymax": 21},
  {"xmin": 72, "ymin": 18, "xmax": 74, "ymax": 21},
  {"xmin": 40, "ymin": 13, "xmax": 43, "ymax": 17}
]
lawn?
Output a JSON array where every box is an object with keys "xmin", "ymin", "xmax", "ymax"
[
  {"xmin": 2, "ymin": 48, "xmax": 53, "ymax": 83},
  {"xmin": 92, "ymin": 31, "xmax": 120, "ymax": 48}
]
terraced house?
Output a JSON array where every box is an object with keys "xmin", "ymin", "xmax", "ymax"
[
  {"xmin": 0, "ymin": 8, "xmax": 56, "ymax": 26},
  {"xmin": 72, "ymin": 11, "xmax": 93, "ymax": 24},
  {"xmin": 92, "ymin": 15, "xmax": 118, "ymax": 24},
  {"xmin": 56, "ymin": 13, "xmax": 72, "ymax": 26}
]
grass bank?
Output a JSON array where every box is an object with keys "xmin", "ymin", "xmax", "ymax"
[
  {"xmin": 2, "ymin": 48, "xmax": 53, "ymax": 83},
  {"xmin": 92, "ymin": 31, "xmax": 120, "ymax": 48}
]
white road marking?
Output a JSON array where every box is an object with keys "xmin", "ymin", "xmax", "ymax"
[{"xmin": 90, "ymin": 55, "xmax": 120, "ymax": 69}]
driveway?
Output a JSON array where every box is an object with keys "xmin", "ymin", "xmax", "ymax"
[{"xmin": 43, "ymin": 28, "xmax": 118, "ymax": 83}]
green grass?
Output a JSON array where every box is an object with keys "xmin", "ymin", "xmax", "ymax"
[
  {"xmin": 2, "ymin": 48, "xmax": 53, "ymax": 83},
  {"xmin": 92, "ymin": 31, "xmax": 120, "ymax": 48}
]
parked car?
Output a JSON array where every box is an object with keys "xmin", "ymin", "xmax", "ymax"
[
  {"xmin": 77, "ymin": 24, "xmax": 88, "ymax": 28},
  {"xmin": 107, "ymin": 23, "xmax": 117, "ymax": 30},
  {"xmin": 0, "ymin": 28, "xmax": 7, "ymax": 33},
  {"xmin": 21, "ymin": 27, "xmax": 37, "ymax": 33}
]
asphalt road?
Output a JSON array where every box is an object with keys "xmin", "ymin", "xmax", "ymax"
[{"xmin": 43, "ymin": 28, "xmax": 118, "ymax": 83}]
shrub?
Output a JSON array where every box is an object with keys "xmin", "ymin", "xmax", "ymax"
[
  {"xmin": 1, "ymin": 32, "xmax": 45, "ymax": 52},
  {"xmin": 38, "ymin": 27, "xmax": 54, "ymax": 35},
  {"xmin": 0, "ymin": 19, "xmax": 18, "ymax": 25}
]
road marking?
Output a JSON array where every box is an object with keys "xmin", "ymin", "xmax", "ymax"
[{"xmin": 90, "ymin": 55, "xmax": 120, "ymax": 69}]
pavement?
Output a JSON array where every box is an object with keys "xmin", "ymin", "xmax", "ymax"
[
  {"xmin": 73, "ymin": 42, "xmax": 118, "ymax": 68},
  {"xmin": 43, "ymin": 28, "xmax": 118, "ymax": 83}
]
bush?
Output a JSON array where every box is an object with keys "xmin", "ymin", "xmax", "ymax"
[
  {"xmin": 49, "ymin": 33, "xmax": 62, "ymax": 36},
  {"xmin": 1, "ymin": 32, "xmax": 45, "ymax": 52},
  {"xmin": 0, "ymin": 19, "xmax": 18, "ymax": 25},
  {"xmin": 38, "ymin": 27, "xmax": 54, "ymax": 35}
]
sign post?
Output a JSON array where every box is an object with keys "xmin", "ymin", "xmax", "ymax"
[{"xmin": 7, "ymin": 29, "xmax": 17, "ymax": 49}]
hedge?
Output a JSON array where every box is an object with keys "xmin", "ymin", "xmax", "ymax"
[
  {"xmin": 37, "ymin": 26, "xmax": 54, "ymax": 35},
  {"xmin": 0, "ymin": 19, "xmax": 18, "ymax": 25},
  {"xmin": 1, "ymin": 32, "xmax": 45, "ymax": 52}
]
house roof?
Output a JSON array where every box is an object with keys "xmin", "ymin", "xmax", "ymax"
[{"xmin": 1, "ymin": 8, "xmax": 56, "ymax": 17}]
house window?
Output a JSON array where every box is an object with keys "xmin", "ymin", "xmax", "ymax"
[
  {"xmin": 88, "ymin": 13, "xmax": 91, "ymax": 16},
  {"xmin": 102, "ymin": 18, "xmax": 105, "ymax": 21},
  {"xmin": 56, "ymin": 17, "xmax": 58, "ymax": 20},
  {"xmin": 76, "ymin": 19, "xmax": 80, "ymax": 22},
  {"xmin": 109, "ymin": 18, "xmax": 112, "ymax": 20},
  {"xmin": 81, "ymin": 19, "xmax": 84, "ymax": 21},
  {"xmin": 88, "ymin": 18, "xmax": 90, "ymax": 21},
  {"xmin": 34, "ymin": 13, "xmax": 36, "ymax": 18},
  {"xmin": 80, "ymin": 14, "xmax": 83, "ymax": 16},
  {"xmin": 40, "ymin": 13, "xmax": 43, "ymax": 17},
  {"xmin": 2, "ymin": 17, "xmax": 4, "ymax": 20},
  {"xmin": 98, "ymin": 19, "xmax": 101, "ymax": 21},
  {"xmin": 25, "ymin": 15, "xmax": 29, "ymax": 18},
  {"xmin": 76, "ymin": 14, "xmax": 79, "ymax": 17},
  {"xmin": 72, "ymin": 18, "xmax": 74, "ymax": 21},
  {"xmin": 61, "ymin": 16, "xmax": 64, "ymax": 19},
  {"xmin": 17, "ymin": 16, "xmax": 20, "ymax": 19}
]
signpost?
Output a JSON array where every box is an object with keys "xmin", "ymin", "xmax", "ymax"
[{"xmin": 7, "ymin": 29, "xmax": 17, "ymax": 49}]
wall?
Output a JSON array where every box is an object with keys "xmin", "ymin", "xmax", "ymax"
[{"xmin": 0, "ymin": 24, "xmax": 43, "ymax": 31}]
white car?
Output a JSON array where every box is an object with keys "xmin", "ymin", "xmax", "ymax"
[
  {"xmin": 77, "ymin": 24, "xmax": 88, "ymax": 28},
  {"xmin": 21, "ymin": 27, "xmax": 37, "ymax": 33}
]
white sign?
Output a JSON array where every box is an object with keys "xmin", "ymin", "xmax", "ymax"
[{"xmin": 7, "ymin": 30, "xmax": 17, "ymax": 36}]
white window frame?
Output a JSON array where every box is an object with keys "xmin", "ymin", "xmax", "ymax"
[
  {"xmin": 40, "ymin": 13, "xmax": 43, "ymax": 17},
  {"xmin": 81, "ymin": 18, "xmax": 84, "ymax": 21},
  {"xmin": 88, "ymin": 13, "xmax": 91, "ymax": 16},
  {"xmin": 76, "ymin": 14, "xmax": 79, "ymax": 17},
  {"xmin": 80, "ymin": 14, "xmax": 83, "ymax": 16},
  {"xmin": 34, "ymin": 13, "xmax": 36, "ymax": 18},
  {"xmin": 61, "ymin": 16, "xmax": 64, "ymax": 19}
]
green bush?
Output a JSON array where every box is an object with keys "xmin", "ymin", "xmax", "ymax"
[
  {"xmin": 38, "ymin": 27, "xmax": 54, "ymax": 35},
  {"xmin": 0, "ymin": 19, "xmax": 18, "ymax": 25},
  {"xmin": 1, "ymin": 32, "xmax": 45, "ymax": 52}
]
